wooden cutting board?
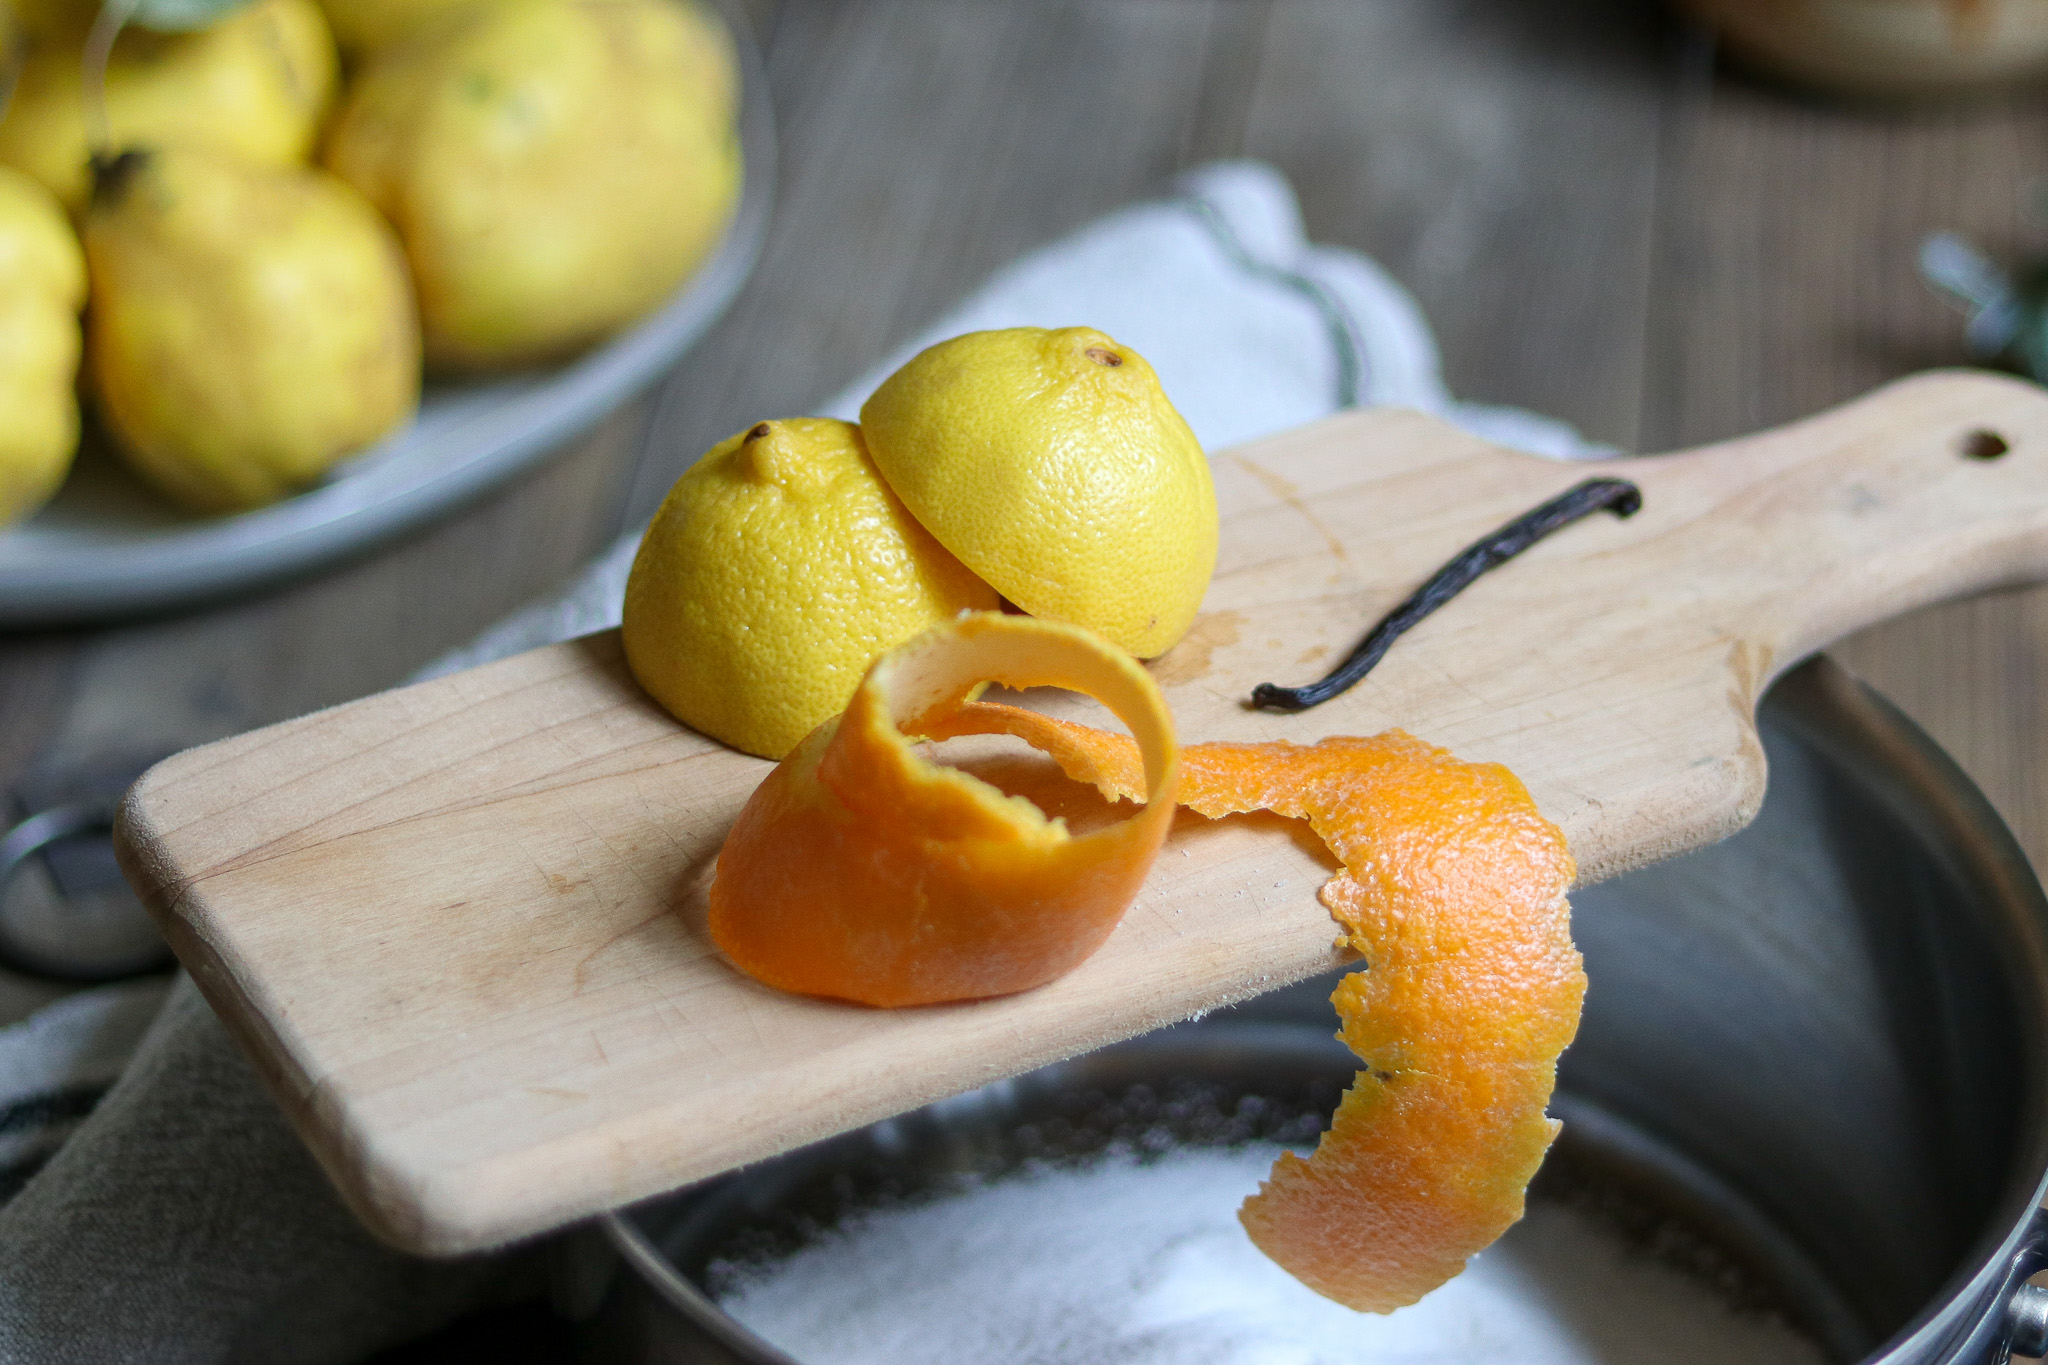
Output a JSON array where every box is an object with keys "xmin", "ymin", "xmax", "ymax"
[{"xmin": 116, "ymin": 370, "xmax": 2048, "ymax": 1256}]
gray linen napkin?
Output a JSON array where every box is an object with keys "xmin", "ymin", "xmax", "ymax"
[{"xmin": 0, "ymin": 161, "xmax": 1595, "ymax": 1363}]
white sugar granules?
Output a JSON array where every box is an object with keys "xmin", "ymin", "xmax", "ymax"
[{"xmin": 716, "ymin": 1145, "xmax": 1829, "ymax": 1365}]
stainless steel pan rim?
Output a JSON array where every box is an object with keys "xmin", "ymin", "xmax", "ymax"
[{"xmin": 607, "ymin": 1200, "xmax": 804, "ymax": 1365}]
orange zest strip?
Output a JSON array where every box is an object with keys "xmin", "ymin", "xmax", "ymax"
[
  {"xmin": 925, "ymin": 700, "xmax": 1584, "ymax": 1313},
  {"xmin": 706, "ymin": 613, "xmax": 1180, "ymax": 1008}
]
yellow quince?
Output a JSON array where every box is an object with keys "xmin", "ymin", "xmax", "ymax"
[{"xmin": 326, "ymin": 0, "xmax": 741, "ymax": 369}]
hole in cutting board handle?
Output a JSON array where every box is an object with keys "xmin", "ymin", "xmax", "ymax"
[{"xmin": 1960, "ymin": 429, "xmax": 2011, "ymax": 460}]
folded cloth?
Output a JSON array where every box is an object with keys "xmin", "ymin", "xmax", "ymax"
[
  {"xmin": 0, "ymin": 979, "xmax": 539, "ymax": 1365},
  {"xmin": 0, "ymin": 981, "xmax": 169, "ymax": 1202},
  {"xmin": 0, "ymin": 161, "xmax": 1596, "ymax": 1363}
]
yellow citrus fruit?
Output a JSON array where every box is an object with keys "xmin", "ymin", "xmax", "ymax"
[
  {"xmin": 0, "ymin": 0, "xmax": 338, "ymax": 213},
  {"xmin": 324, "ymin": 0, "xmax": 741, "ymax": 369},
  {"xmin": 622, "ymin": 417, "xmax": 1001, "ymax": 760},
  {"xmin": 84, "ymin": 148, "xmax": 421, "ymax": 512},
  {"xmin": 859, "ymin": 326, "xmax": 1216, "ymax": 659},
  {"xmin": 0, "ymin": 166, "xmax": 84, "ymax": 526}
]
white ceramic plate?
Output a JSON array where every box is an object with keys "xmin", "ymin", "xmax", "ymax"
[{"xmin": 0, "ymin": 1, "xmax": 776, "ymax": 627}]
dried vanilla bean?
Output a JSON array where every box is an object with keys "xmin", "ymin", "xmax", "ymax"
[{"xmin": 1250, "ymin": 477, "xmax": 1643, "ymax": 713}]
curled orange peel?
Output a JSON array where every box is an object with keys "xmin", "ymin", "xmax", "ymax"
[
  {"xmin": 711, "ymin": 623, "xmax": 1581, "ymax": 1313},
  {"xmin": 920, "ymin": 701, "xmax": 1584, "ymax": 1314},
  {"xmin": 706, "ymin": 612, "xmax": 1180, "ymax": 1008}
]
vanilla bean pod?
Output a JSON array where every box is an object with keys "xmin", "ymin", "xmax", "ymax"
[{"xmin": 1249, "ymin": 476, "xmax": 1643, "ymax": 713}]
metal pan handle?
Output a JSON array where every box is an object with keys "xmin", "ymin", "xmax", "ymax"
[
  {"xmin": 0, "ymin": 801, "xmax": 171, "ymax": 984},
  {"xmin": 1996, "ymin": 1207, "xmax": 2048, "ymax": 1363}
]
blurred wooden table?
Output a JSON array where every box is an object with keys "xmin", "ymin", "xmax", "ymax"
[{"xmin": 6, "ymin": 0, "xmax": 2048, "ymax": 1012}]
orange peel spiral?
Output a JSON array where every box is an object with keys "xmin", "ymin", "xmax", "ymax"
[
  {"xmin": 710, "ymin": 624, "xmax": 1581, "ymax": 1312},
  {"xmin": 919, "ymin": 702, "xmax": 1583, "ymax": 1313},
  {"xmin": 706, "ymin": 612, "xmax": 1180, "ymax": 1008}
]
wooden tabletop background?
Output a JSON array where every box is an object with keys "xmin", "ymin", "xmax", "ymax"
[{"xmin": 7, "ymin": 0, "xmax": 2048, "ymax": 1020}]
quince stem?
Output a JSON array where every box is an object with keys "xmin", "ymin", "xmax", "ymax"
[{"xmin": 82, "ymin": 0, "xmax": 144, "ymax": 156}]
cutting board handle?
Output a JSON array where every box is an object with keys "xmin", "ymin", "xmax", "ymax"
[{"xmin": 1622, "ymin": 369, "xmax": 2048, "ymax": 674}]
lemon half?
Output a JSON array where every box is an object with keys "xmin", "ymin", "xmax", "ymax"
[
  {"xmin": 622, "ymin": 418, "xmax": 1001, "ymax": 760},
  {"xmin": 859, "ymin": 326, "xmax": 1216, "ymax": 659}
]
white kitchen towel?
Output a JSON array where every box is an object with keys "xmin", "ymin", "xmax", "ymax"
[{"xmin": 0, "ymin": 159, "xmax": 1596, "ymax": 1364}]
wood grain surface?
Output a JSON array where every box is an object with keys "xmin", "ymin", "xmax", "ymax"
[
  {"xmin": 116, "ymin": 370, "xmax": 2048, "ymax": 1254},
  {"xmin": 6, "ymin": 0, "xmax": 2048, "ymax": 1273}
]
